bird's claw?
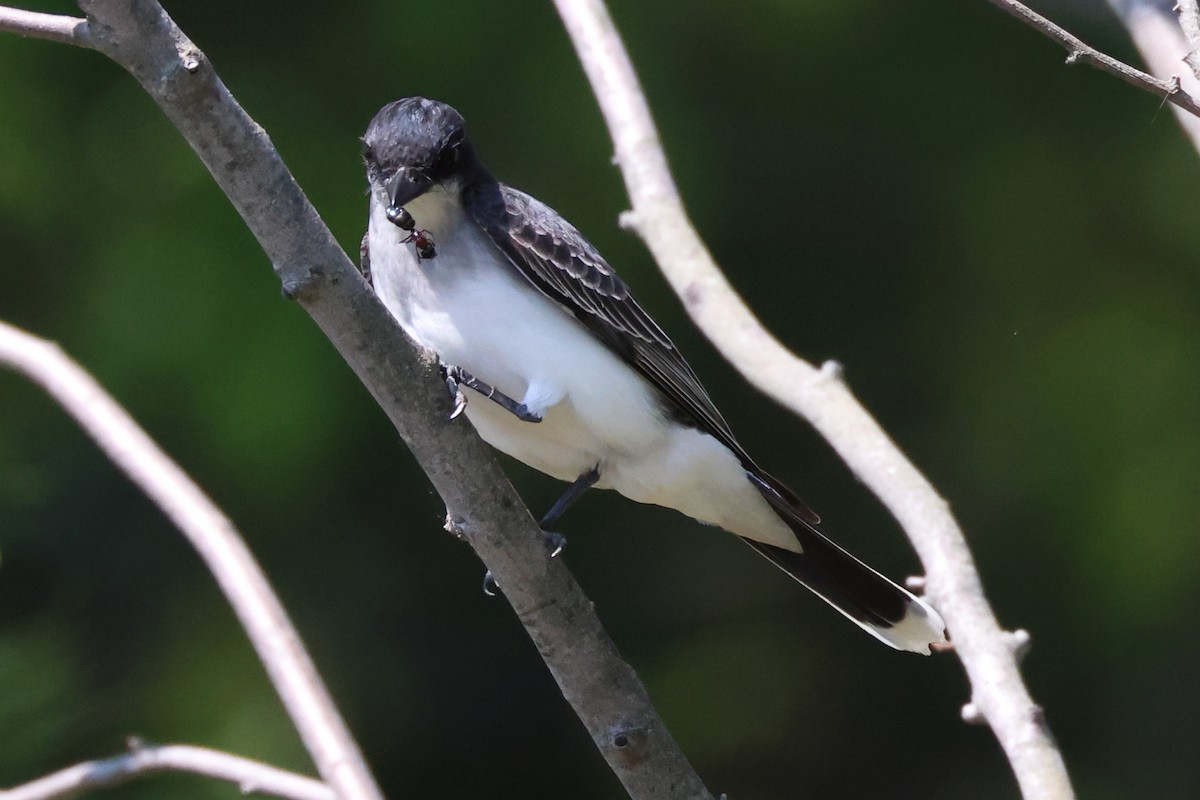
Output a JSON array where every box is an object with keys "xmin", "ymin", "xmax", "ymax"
[
  {"xmin": 543, "ymin": 531, "xmax": 567, "ymax": 559},
  {"xmin": 444, "ymin": 368, "xmax": 468, "ymax": 420},
  {"xmin": 449, "ymin": 388, "xmax": 468, "ymax": 420},
  {"xmin": 515, "ymin": 404, "xmax": 543, "ymax": 423},
  {"xmin": 482, "ymin": 533, "xmax": 562, "ymax": 596}
]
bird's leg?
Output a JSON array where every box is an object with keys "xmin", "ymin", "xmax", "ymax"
[
  {"xmin": 480, "ymin": 467, "xmax": 600, "ymax": 597},
  {"xmin": 442, "ymin": 365, "xmax": 543, "ymax": 423},
  {"xmin": 539, "ymin": 466, "xmax": 601, "ymax": 531}
]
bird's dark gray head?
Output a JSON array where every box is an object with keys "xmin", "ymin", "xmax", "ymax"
[{"xmin": 362, "ymin": 97, "xmax": 487, "ymax": 211}]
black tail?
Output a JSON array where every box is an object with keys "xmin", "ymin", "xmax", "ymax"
[{"xmin": 746, "ymin": 472, "xmax": 946, "ymax": 654}]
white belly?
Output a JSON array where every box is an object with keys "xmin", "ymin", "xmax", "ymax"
[{"xmin": 367, "ymin": 188, "xmax": 798, "ymax": 551}]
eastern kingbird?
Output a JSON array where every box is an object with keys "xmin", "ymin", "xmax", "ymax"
[{"xmin": 361, "ymin": 97, "xmax": 947, "ymax": 654}]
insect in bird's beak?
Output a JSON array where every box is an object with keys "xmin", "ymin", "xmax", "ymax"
[
  {"xmin": 384, "ymin": 202, "xmax": 437, "ymax": 261},
  {"xmin": 385, "ymin": 204, "xmax": 414, "ymax": 230}
]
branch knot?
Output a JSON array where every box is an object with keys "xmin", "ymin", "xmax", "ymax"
[
  {"xmin": 605, "ymin": 723, "xmax": 650, "ymax": 767},
  {"xmin": 280, "ymin": 265, "xmax": 327, "ymax": 302},
  {"xmin": 1003, "ymin": 628, "xmax": 1032, "ymax": 662}
]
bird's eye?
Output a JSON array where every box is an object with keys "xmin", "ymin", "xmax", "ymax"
[
  {"xmin": 436, "ymin": 129, "xmax": 464, "ymax": 171},
  {"xmin": 437, "ymin": 146, "xmax": 459, "ymax": 171}
]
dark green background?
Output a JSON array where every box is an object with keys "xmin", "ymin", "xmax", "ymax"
[{"xmin": 3, "ymin": 0, "xmax": 1198, "ymax": 797}]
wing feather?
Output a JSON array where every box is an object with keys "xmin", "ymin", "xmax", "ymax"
[{"xmin": 463, "ymin": 181, "xmax": 821, "ymax": 526}]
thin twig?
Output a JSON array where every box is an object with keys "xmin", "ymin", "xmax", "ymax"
[
  {"xmin": 0, "ymin": 6, "xmax": 90, "ymax": 46},
  {"xmin": 5, "ymin": 1, "xmax": 711, "ymax": 796},
  {"xmin": 1109, "ymin": 0, "xmax": 1200, "ymax": 152},
  {"xmin": 0, "ymin": 741, "xmax": 334, "ymax": 800},
  {"xmin": 551, "ymin": 0, "xmax": 1075, "ymax": 798},
  {"xmin": 984, "ymin": 0, "xmax": 1200, "ymax": 119},
  {"xmin": 0, "ymin": 320, "xmax": 381, "ymax": 800}
]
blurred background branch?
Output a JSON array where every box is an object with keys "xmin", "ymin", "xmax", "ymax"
[
  {"xmin": 1108, "ymin": 0, "xmax": 1200, "ymax": 150},
  {"xmin": 1, "ymin": 741, "xmax": 335, "ymax": 800},
  {"xmin": 1172, "ymin": 0, "xmax": 1200, "ymax": 78},
  {"xmin": 552, "ymin": 0, "xmax": 1074, "ymax": 797},
  {"xmin": 0, "ymin": 318, "xmax": 378, "ymax": 800}
]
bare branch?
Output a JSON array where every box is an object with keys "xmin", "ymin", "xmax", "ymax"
[
  {"xmin": 0, "ymin": 320, "xmax": 381, "ymax": 800},
  {"xmin": 0, "ymin": 0, "xmax": 711, "ymax": 796},
  {"xmin": 1175, "ymin": 0, "xmax": 1200, "ymax": 79},
  {"xmin": 0, "ymin": 741, "xmax": 334, "ymax": 800},
  {"xmin": 1109, "ymin": 0, "xmax": 1200, "ymax": 153},
  {"xmin": 0, "ymin": 6, "xmax": 90, "ymax": 46},
  {"xmin": 551, "ymin": 0, "xmax": 1075, "ymax": 798},
  {"xmin": 983, "ymin": 0, "xmax": 1200, "ymax": 119}
]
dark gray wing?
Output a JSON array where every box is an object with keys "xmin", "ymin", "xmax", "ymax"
[
  {"xmin": 464, "ymin": 181, "xmax": 820, "ymax": 525},
  {"xmin": 463, "ymin": 182, "xmax": 744, "ymax": 453}
]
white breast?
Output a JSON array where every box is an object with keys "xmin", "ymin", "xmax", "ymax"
[{"xmin": 368, "ymin": 188, "xmax": 667, "ymax": 480}]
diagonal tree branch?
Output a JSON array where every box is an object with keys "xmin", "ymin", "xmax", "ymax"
[
  {"xmin": 983, "ymin": 0, "xmax": 1200, "ymax": 119},
  {"xmin": 0, "ymin": 1, "xmax": 711, "ymax": 797},
  {"xmin": 0, "ymin": 741, "xmax": 334, "ymax": 800},
  {"xmin": 0, "ymin": 319, "xmax": 378, "ymax": 800},
  {"xmin": 550, "ymin": 0, "xmax": 1075, "ymax": 798}
]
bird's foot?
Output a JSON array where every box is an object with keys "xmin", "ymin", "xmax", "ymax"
[
  {"xmin": 513, "ymin": 403, "xmax": 543, "ymax": 423},
  {"xmin": 543, "ymin": 531, "xmax": 567, "ymax": 559},
  {"xmin": 442, "ymin": 364, "xmax": 543, "ymax": 424},
  {"xmin": 480, "ymin": 532, "xmax": 564, "ymax": 598},
  {"xmin": 444, "ymin": 369, "xmax": 468, "ymax": 420}
]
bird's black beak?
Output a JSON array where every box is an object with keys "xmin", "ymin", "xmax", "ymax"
[{"xmin": 385, "ymin": 167, "xmax": 433, "ymax": 210}]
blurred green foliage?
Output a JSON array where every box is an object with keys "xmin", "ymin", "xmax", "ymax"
[{"xmin": 2, "ymin": 0, "xmax": 1199, "ymax": 797}]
